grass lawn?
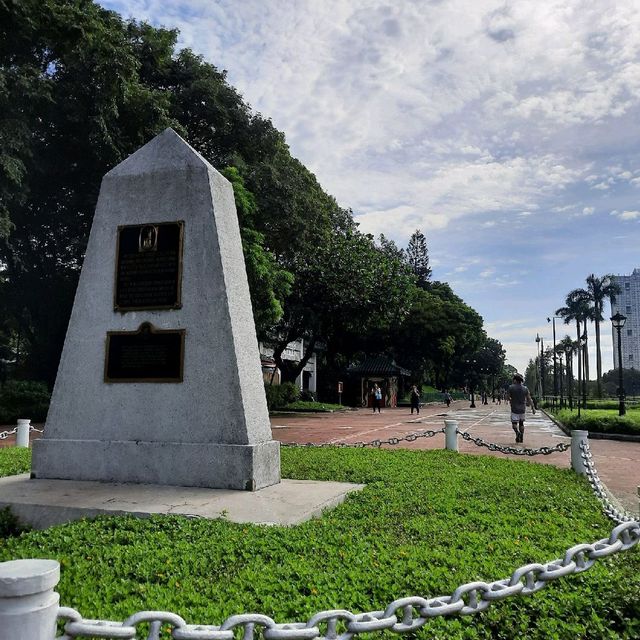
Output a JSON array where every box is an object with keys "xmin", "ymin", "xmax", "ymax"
[
  {"xmin": 551, "ymin": 408, "xmax": 640, "ymax": 436},
  {"xmin": 0, "ymin": 448, "xmax": 638, "ymax": 639}
]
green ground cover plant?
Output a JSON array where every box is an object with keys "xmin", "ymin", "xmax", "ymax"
[
  {"xmin": 0, "ymin": 448, "xmax": 638, "ymax": 639},
  {"xmin": 552, "ymin": 408, "xmax": 640, "ymax": 436},
  {"xmin": 280, "ymin": 401, "xmax": 345, "ymax": 412}
]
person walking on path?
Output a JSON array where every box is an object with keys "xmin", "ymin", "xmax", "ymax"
[
  {"xmin": 444, "ymin": 390, "xmax": 452, "ymax": 407},
  {"xmin": 506, "ymin": 373, "xmax": 535, "ymax": 443},
  {"xmin": 410, "ymin": 385, "xmax": 421, "ymax": 414},
  {"xmin": 372, "ymin": 383, "xmax": 383, "ymax": 413}
]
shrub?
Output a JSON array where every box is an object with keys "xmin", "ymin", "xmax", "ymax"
[
  {"xmin": 554, "ymin": 409, "xmax": 640, "ymax": 435},
  {"xmin": 299, "ymin": 389, "xmax": 315, "ymax": 402},
  {"xmin": 264, "ymin": 382, "xmax": 300, "ymax": 410},
  {"xmin": 0, "ymin": 380, "xmax": 50, "ymax": 424}
]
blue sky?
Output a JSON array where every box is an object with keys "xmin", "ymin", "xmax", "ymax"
[{"xmin": 99, "ymin": 0, "xmax": 640, "ymax": 374}]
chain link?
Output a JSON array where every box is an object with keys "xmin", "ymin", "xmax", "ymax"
[
  {"xmin": 0, "ymin": 424, "xmax": 43, "ymax": 439},
  {"xmin": 457, "ymin": 429, "xmax": 570, "ymax": 456},
  {"xmin": 281, "ymin": 428, "xmax": 445, "ymax": 449},
  {"xmin": 579, "ymin": 440, "xmax": 636, "ymax": 524},
  {"xmin": 56, "ymin": 518, "xmax": 640, "ymax": 639}
]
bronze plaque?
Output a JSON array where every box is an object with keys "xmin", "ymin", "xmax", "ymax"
[
  {"xmin": 105, "ymin": 323, "xmax": 185, "ymax": 383},
  {"xmin": 114, "ymin": 221, "xmax": 184, "ymax": 311}
]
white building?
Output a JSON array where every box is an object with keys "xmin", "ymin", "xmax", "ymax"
[
  {"xmin": 611, "ymin": 268, "xmax": 640, "ymax": 370},
  {"xmin": 259, "ymin": 338, "xmax": 317, "ymax": 394}
]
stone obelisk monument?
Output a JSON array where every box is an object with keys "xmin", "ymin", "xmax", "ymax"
[{"xmin": 32, "ymin": 128, "xmax": 280, "ymax": 491}]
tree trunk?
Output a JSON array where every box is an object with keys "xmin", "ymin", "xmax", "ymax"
[
  {"xmin": 576, "ymin": 320, "xmax": 582, "ymax": 407},
  {"xmin": 595, "ymin": 314, "xmax": 602, "ymax": 398},
  {"xmin": 273, "ymin": 336, "xmax": 318, "ymax": 385},
  {"xmin": 583, "ymin": 326, "xmax": 590, "ymax": 389}
]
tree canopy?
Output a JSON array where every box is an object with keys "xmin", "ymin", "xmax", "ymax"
[{"xmin": 0, "ymin": 0, "xmax": 505, "ymax": 396}]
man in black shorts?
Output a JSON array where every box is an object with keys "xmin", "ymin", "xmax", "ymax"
[{"xmin": 506, "ymin": 373, "xmax": 535, "ymax": 443}]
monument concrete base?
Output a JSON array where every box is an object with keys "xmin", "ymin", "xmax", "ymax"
[
  {"xmin": 0, "ymin": 475, "xmax": 364, "ymax": 529},
  {"xmin": 31, "ymin": 439, "xmax": 281, "ymax": 491}
]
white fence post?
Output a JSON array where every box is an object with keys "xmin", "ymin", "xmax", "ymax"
[
  {"xmin": 0, "ymin": 559, "xmax": 60, "ymax": 640},
  {"xmin": 444, "ymin": 419, "xmax": 458, "ymax": 452},
  {"xmin": 571, "ymin": 430, "xmax": 589, "ymax": 475},
  {"xmin": 16, "ymin": 419, "xmax": 31, "ymax": 448}
]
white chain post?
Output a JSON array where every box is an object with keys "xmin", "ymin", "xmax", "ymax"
[
  {"xmin": 0, "ymin": 559, "xmax": 60, "ymax": 640},
  {"xmin": 15, "ymin": 419, "xmax": 31, "ymax": 448},
  {"xmin": 444, "ymin": 420, "xmax": 458, "ymax": 452},
  {"xmin": 571, "ymin": 430, "xmax": 589, "ymax": 475}
]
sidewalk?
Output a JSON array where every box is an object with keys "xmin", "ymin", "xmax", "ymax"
[
  {"xmin": 272, "ymin": 401, "xmax": 640, "ymax": 516},
  {"xmin": 3, "ymin": 403, "xmax": 638, "ymax": 516}
]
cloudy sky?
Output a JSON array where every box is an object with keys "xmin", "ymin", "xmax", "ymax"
[{"xmin": 100, "ymin": 0, "xmax": 640, "ymax": 375}]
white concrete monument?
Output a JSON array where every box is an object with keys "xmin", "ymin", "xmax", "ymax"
[{"xmin": 32, "ymin": 128, "xmax": 280, "ymax": 491}]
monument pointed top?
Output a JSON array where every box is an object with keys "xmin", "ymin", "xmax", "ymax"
[{"xmin": 107, "ymin": 128, "xmax": 213, "ymax": 177}]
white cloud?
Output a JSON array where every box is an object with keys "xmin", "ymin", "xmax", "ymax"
[{"xmin": 612, "ymin": 210, "xmax": 640, "ymax": 220}]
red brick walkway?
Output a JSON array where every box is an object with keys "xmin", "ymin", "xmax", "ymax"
[
  {"xmin": 3, "ymin": 404, "xmax": 638, "ymax": 516},
  {"xmin": 272, "ymin": 401, "xmax": 640, "ymax": 516}
]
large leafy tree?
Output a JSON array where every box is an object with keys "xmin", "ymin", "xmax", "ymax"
[
  {"xmin": 0, "ymin": 1, "xmax": 339, "ymax": 383},
  {"xmin": 394, "ymin": 282, "xmax": 485, "ymax": 387},
  {"xmin": 267, "ymin": 229, "xmax": 416, "ymax": 383}
]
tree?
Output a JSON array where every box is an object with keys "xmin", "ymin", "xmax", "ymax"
[
  {"xmin": 584, "ymin": 274, "xmax": 621, "ymax": 398},
  {"xmin": 267, "ymin": 229, "xmax": 416, "ymax": 383},
  {"xmin": 405, "ymin": 229, "xmax": 431, "ymax": 288},
  {"xmin": 556, "ymin": 290, "xmax": 591, "ymax": 405}
]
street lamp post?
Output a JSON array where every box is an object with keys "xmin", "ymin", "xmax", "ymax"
[
  {"xmin": 558, "ymin": 352, "xmax": 564, "ymax": 408},
  {"xmin": 564, "ymin": 343, "xmax": 573, "ymax": 411},
  {"xmin": 548, "ymin": 316, "xmax": 559, "ymax": 404},
  {"xmin": 466, "ymin": 359, "xmax": 476, "ymax": 408},
  {"xmin": 611, "ymin": 312, "xmax": 627, "ymax": 416}
]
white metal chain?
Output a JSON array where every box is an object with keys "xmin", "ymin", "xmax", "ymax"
[
  {"xmin": 0, "ymin": 427, "xmax": 18, "ymax": 440},
  {"xmin": 579, "ymin": 440, "xmax": 635, "ymax": 525},
  {"xmin": 55, "ymin": 519, "xmax": 640, "ymax": 639},
  {"xmin": 281, "ymin": 428, "xmax": 445, "ymax": 449},
  {"xmin": 456, "ymin": 429, "xmax": 570, "ymax": 456}
]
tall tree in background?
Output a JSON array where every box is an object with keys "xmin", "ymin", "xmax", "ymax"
[
  {"xmin": 585, "ymin": 274, "xmax": 621, "ymax": 398},
  {"xmin": 556, "ymin": 291, "xmax": 591, "ymax": 406},
  {"xmin": 405, "ymin": 229, "xmax": 431, "ymax": 288}
]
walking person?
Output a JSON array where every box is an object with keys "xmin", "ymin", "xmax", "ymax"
[
  {"xmin": 410, "ymin": 385, "xmax": 421, "ymax": 414},
  {"xmin": 372, "ymin": 383, "xmax": 382, "ymax": 413},
  {"xmin": 444, "ymin": 390, "xmax": 452, "ymax": 407},
  {"xmin": 506, "ymin": 373, "xmax": 535, "ymax": 443}
]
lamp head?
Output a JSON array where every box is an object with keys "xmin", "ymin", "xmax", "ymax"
[{"xmin": 611, "ymin": 312, "xmax": 627, "ymax": 329}]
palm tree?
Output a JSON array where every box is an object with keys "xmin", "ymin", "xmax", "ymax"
[
  {"xmin": 556, "ymin": 291, "xmax": 591, "ymax": 407},
  {"xmin": 585, "ymin": 274, "xmax": 621, "ymax": 397}
]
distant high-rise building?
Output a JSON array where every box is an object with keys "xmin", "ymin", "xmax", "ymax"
[{"xmin": 611, "ymin": 268, "xmax": 640, "ymax": 370}]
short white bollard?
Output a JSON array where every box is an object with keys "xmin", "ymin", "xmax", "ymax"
[
  {"xmin": 15, "ymin": 419, "xmax": 31, "ymax": 448},
  {"xmin": 444, "ymin": 419, "xmax": 458, "ymax": 452},
  {"xmin": 571, "ymin": 430, "xmax": 589, "ymax": 475},
  {"xmin": 0, "ymin": 559, "xmax": 60, "ymax": 640}
]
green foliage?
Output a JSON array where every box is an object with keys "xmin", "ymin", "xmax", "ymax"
[
  {"xmin": 405, "ymin": 229, "xmax": 431, "ymax": 287},
  {"xmin": 0, "ymin": 447, "xmax": 31, "ymax": 477},
  {"xmin": 263, "ymin": 382, "xmax": 300, "ymax": 410},
  {"xmin": 0, "ymin": 447, "xmax": 638, "ymax": 638},
  {"xmin": 280, "ymin": 401, "xmax": 344, "ymax": 412},
  {"xmin": 553, "ymin": 409, "xmax": 640, "ymax": 435},
  {"xmin": 0, "ymin": 380, "xmax": 50, "ymax": 423},
  {"xmin": 221, "ymin": 167, "xmax": 293, "ymax": 334}
]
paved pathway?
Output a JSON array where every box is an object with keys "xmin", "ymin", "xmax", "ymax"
[
  {"xmin": 3, "ymin": 403, "xmax": 638, "ymax": 515},
  {"xmin": 272, "ymin": 401, "xmax": 640, "ymax": 516}
]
